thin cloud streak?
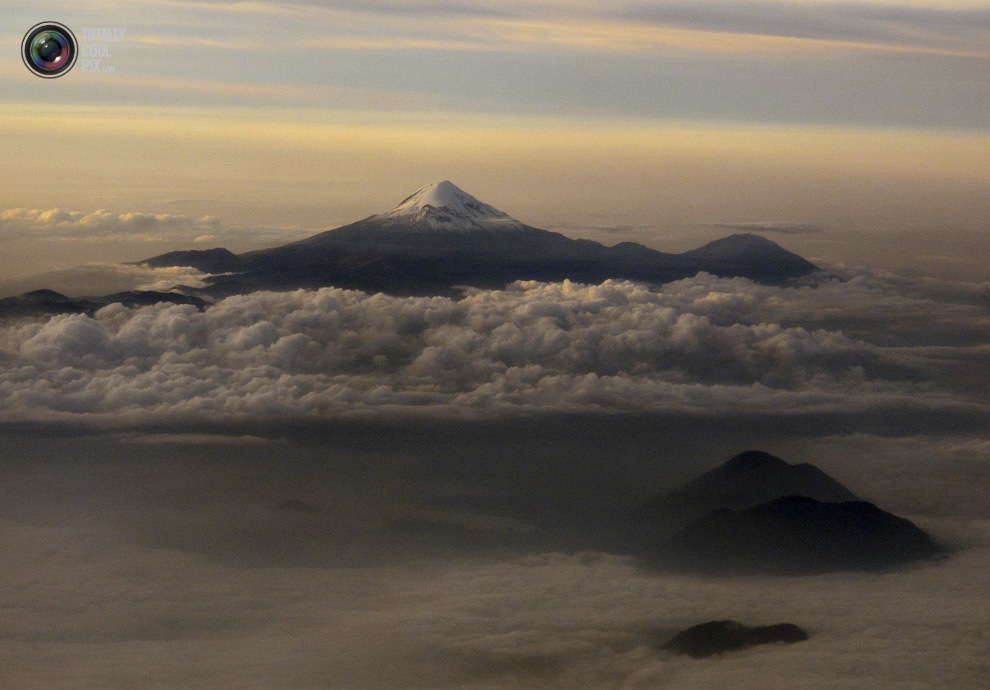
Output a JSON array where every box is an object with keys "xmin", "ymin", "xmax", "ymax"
[
  {"xmin": 707, "ymin": 222, "xmax": 825, "ymax": 235},
  {"xmin": 0, "ymin": 205, "xmax": 310, "ymax": 248},
  {"xmin": 137, "ymin": 0, "xmax": 990, "ymax": 58}
]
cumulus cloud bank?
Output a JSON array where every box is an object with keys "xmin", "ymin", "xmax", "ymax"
[{"xmin": 0, "ymin": 274, "xmax": 985, "ymax": 429}]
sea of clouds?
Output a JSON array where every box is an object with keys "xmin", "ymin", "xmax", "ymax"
[{"xmin": 0, "ymin": 273, "xmax": 986, "ymax": 430}]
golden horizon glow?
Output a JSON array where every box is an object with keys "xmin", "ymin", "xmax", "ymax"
[
  {"xmin": 0, "ymin": 104, "xmax": 985, "ymax": 281},
  {"xmin": 0, "ymin": 1, "xmax": 987, "ymax": 282}
]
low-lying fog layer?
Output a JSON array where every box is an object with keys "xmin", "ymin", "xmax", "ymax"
[
  {"xmin": 0, "ymin": 431, "xmax": 986, "ymax": 689},
  {"xmin": 0, "ymin": 271, "xmax": 986, "ymax": 687}
]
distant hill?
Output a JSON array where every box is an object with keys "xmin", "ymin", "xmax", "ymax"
[
  {"xmin": 679, "ymin": 234, "xmax": 821, "ymax": 284},
  {"xmin": 631, "ymin": 450, "xmax": 860, "ymax": 533},
  {"xmin": 617, "ymin": 450, "xmax": 944, "ymax": 574},
  {"xmin": 0, "ymin": 289, "xmax": 98, "ymax": 317},
  {"xmin": 661, "ymin": 620, "xmax": 808, "ymax": 658},
  {"xmin": 139, "ymin": 247, "xmax": 243, "ymax": 274}
]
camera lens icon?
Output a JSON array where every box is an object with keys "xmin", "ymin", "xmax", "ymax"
[{"xmin": 22, "ymin": 22, "xmax": 78, "ymax": 78}]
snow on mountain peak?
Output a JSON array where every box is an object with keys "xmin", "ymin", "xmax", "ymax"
[
  {"xmin": 375, "ymin": 181, "xmax": 525, "ymax": 232},
  {"xmin": 395, "ymin": 181, "xmax": 474, "ymax": 211}
]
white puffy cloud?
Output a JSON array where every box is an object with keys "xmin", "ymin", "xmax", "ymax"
[
  {"xmin": 0, "ymin": 207, "xmax": 311, "ymax": 249},
  {"xmin": 0, "ymin": 275, "xmax": 985, "ymax": 428},
  {"xmin": 651, "ymin": 272, "xmax": 990, "ymax": 348},
  {"xmin": 0, "ymin": 207, "xmax": 221, "ymax": 239}
]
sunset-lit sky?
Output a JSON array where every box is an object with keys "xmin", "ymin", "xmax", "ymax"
[{"xmin": 1, "ymin": 0, "xmax": 987, "ymax": 281}]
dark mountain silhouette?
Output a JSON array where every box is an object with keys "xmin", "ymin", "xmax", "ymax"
[
  {"xmin": 615, "ymin": 451, "xmax": 945, "ymax": 574},
  {"xmin": 140, "ymin": 247, "xmax": 243, "ymax": 274},
  {"xmin": 0, "ymin": 289, "xmax": 97, "ymax": 317},
  {"xmin": 661, "ymin": 620, "xmax": 808, "ymax": 658},
  {"xmin": 631, "ymin": 450, "xmax": 860, "ymax": 534},
  {"xmin": 99, "ymin": 291, "xmax": 209, "ymax": 309},
  {"xmin": 0, "ymin": 289, "xmax": 208, "ymax": 318},
  {"xmin": 662, "ymin": 495, "xmax": 943, "ymax": 575},
  {"xmin": 138, "ymin": 181, "xmax": 820, "ymax": 297},
  {"xmin": 680, "ymin": 234, "xmax": 821, "ymax": 284}
]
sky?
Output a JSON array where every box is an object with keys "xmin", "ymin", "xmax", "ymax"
[
  {"xmin": 1, "ymin": 3, "xmax": 988, "ymax": 688},
  {"xmin": 0, "ymin": 0, "xmax": 987, "ymax": 282}
]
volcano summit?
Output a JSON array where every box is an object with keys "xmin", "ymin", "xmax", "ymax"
[{"xmin": 371, "ymin": 180, "xmax": 528, "ymax": 233}]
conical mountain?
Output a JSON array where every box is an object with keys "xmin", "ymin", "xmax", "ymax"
[
  {"xmin": 131, "ymin": 182, "xmax": 821, "ymax": 298},
  {"xmin": 681, "ymin": 234, "xmax": 819, "ymax": 283}
]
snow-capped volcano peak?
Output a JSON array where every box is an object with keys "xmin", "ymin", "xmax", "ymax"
[
  {"xmin": 393, "ymin": 180, "xmax": 478, "ymax": 213},
  {"xmin": 373, "ymin": 181, "xmax": 525, "ymax": 232}
]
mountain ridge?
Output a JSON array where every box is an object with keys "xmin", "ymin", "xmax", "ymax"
[
  {"xmin": 0, "ymin": 288, "xmax": 208, "ymax": 318},
  {"xmin": 160, "ymin": 182, "xmax": 820, "ymax": 297}
]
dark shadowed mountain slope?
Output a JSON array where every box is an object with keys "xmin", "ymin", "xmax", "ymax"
[
  {"xmin": 0, "ymin": 289, "xmax": 208, "ymax": 318},
  {"xmin": 660, "ymin": 495, "xmax": 943, "ymax": 575},
  {"xmin": 138, "ymin": 182, "xmax": 820, "ymax": 297},
  {"xmin": 140, "ymin": 247, "xmax": 244, "ymax": 274}
]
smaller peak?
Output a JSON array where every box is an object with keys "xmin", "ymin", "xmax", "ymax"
[
  {"xmin": 724, "ymin": 450, "xmax": 788, "ymax": 468},
  {"xmin": 711, "ymin": 233, "xmax": 778, "ymax": 247},
  {"xmin": 23, "ymin": 288, "xmax": 69, "ymax": 299},
  {"xmin": 684, "ymin": 234, "xmax": 784, "ymax": 258}
]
